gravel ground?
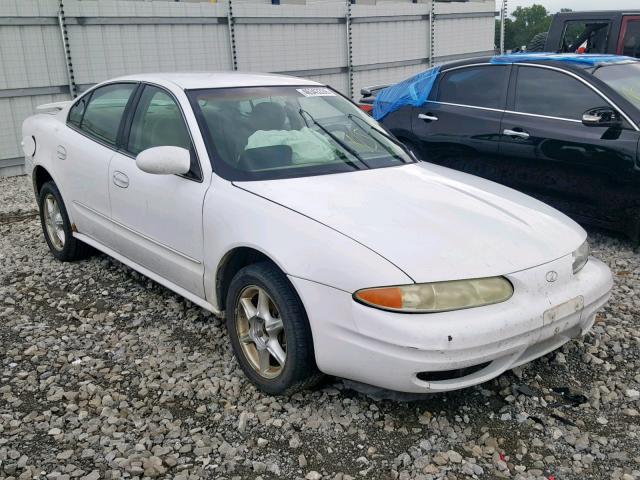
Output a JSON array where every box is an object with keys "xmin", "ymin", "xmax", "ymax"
[{"xmin": 0, "ymin": 175, "xmax": 639, "ymax": 480}]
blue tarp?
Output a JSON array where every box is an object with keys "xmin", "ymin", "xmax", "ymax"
[
  {"xmin": 372, "ymin": 66, "xmax": 441, "ymax": 121},
  {"xmin": 490, "ymin": 52, "xmax": 638, "ymax": 66},
  {"xmin": 372, "ymin": 54, "xmax": 638, "ymax": 121}
]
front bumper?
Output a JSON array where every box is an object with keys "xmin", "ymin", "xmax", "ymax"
[{"xmin": 290, "ymin": 255, "xmax": 613, "ymax": 393}]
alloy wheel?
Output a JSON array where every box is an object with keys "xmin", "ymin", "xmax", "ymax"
[
  {"xmin": 43, "ymin": 193, "xmax": 65, "ymax": 251},
  {"xmin": 235, "ymin": 285, "xmax": 287, "ymax": 379}
]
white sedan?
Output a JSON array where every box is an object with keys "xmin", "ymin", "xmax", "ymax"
[{"xmin": 22, "ymin": 72, "xmax": 613, "ymax": 394}]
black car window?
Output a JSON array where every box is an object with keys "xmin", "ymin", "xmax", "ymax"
[
  {"xmin": 128, "ymin": 85, "xmax": 201, "ymax": 180},
  {"xmin": 79, "ymin": 83, "xmax": 136, "ymax": 146},
  {"xmin": 437, "ymin": 66, "xmax": 509, "ymax": 109},
  {"xmin": 621, "ymin": 20, "xmax": 640, "ymax": 58},
  {"xmin": 514, "ymin": 67, "xmax": 604, "ymax": 120}
]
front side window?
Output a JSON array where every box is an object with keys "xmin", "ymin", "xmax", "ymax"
[
  {"xmin": 436, "ymin": 66, "xmax": 509, "ymax": 109},
  {"xmin": 78, "ymin": 83, "xmax": 136, "ymax": 145},
  {"xmin": 594, "ymin": 62, "xmax": 640, "ymax": 111},
  {"xmin": 188, "ymin": 86, "xmax": 413, "ymax": 181},
  {"xmin": 127, "ymin": 85, "xmax": 200, "ymax": 180},
  {"xmin": 621, "ymin": 19, "xmax": 640, "ymax": 58},
  {"xmin": 559, "ymin": 20, "xmax": 610, "ymax": 53},
  {"xmin": 515, "ymin": 67, "xmax": 605, "ymax": 120}
]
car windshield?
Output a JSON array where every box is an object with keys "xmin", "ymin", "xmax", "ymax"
[
  {"xmin": 593, "ymin": 62, "xmax": 640, "ymax": 110},
  {"xmin": 187, "ymin": 86, "xmax": 414, "ymax": 181}
]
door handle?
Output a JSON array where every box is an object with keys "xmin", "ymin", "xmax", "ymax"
[
  {"xmin": 418, "ymin": 113, "xmax": 439, "ymax": 122},
  {"xmin": 112, "ymin": 171, "xmax": 129, "ymax": 189},
  {"xmin": 503, "ymin": 129, "xmax": 530, "ymax": 139}
]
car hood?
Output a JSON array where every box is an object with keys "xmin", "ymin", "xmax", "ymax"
[{"xmin": 234, "ymin": 163, "xmax": 585, "ymax": 284}]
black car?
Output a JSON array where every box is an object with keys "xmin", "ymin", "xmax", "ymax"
[{"xmin": 360, "ymin": 55, "xmax": 640, "ymax": 242}]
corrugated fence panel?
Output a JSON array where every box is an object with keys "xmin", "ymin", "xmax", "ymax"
[
  {"xmin": 0, "ymin": 94, "xmax": 69, "ymax": 164},
  {"xmin": 351, "ymin": 4, "xmax": 430, "ymax": 67}
]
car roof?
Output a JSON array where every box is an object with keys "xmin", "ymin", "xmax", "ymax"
[
  {"xmin": 441, "ymin": 54, "xmax": 638, "ymax": 73},
  {"xmin": 110, "ymin": 72, "xmax": 322, "ymax": 90}
]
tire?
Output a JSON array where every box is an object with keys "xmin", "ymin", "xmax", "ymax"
[
  {"xmin": 38, "ymin": 181, "xmax": 92, "ymax": 261},
  {"xmin": 527, "ymin": 32, "xmax": 548, "ymax": 52},
  {"xmin": 226, "ymin": 262, "xmax": 323, "ymax": 395}
]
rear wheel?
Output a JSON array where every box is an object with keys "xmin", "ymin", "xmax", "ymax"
[
  {"xmin": 226, "ymin": 262, "xmax": 322, "ymax": 395},
  {"xmin": 38, "ymin": 181, "xmax": 92, "ymax": 261}
]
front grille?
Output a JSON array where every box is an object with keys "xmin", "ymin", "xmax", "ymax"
[{"xmin": 416, "ymin": 362, "xmax": 491, "ymax": 382}]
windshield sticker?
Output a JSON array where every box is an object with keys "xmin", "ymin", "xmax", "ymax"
[{"xmin": 296, "ymin": 87, "xmax": 336, "ymax": 97}]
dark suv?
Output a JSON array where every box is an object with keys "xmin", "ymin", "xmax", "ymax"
[
  {"xmin": 528, "ymin": 11, "xmax": 640, "ymax": 58},
  {"xmin": 360, "ymin": 55, "xmax": 640, "ymax": 242}
]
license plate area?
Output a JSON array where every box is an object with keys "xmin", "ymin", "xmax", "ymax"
[{"xmin": 543, "ymin": 296, "xmax": 584, "ymax": 326}]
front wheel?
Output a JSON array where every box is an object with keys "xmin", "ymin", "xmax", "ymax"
[{"xmin": 226, "ymin": 262, "xmax": 322, "ymax": 395}]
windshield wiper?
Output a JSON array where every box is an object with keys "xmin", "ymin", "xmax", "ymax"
[
  {"xmin": 346, "ymin": 114, "xmax": 415, "ymax": 163},
  {"xmin": 299, "ymin": 109, "xmax": 368, "ymax": 169}
]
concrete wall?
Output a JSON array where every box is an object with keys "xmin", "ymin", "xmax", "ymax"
[{"xmin": 0, "ymin": 0, "xmax": 496, "ymax": 176}]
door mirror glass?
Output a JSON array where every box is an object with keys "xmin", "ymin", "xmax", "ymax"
[
  {"xmin": 136, "ymin": 146, "xmax": 191, "ymax": 175},
  {"xmin": 582, "ymin": 107, "xmax": 622, "ymax": 127}
]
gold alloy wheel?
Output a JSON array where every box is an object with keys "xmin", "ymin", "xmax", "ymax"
[
  {"xmin": 43, "ymin": 193, "xmax": 65, "ymax": 251},
  {"xmin": 235, "ymin": 285, "xmax": 287, "ymax": 379}
]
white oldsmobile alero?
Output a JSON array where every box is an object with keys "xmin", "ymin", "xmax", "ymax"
[{"xmin": 22, "ymin": 72, "xmax": 613, "ymax": 395}]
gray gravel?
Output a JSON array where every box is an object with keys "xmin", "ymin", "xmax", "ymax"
[{"xmin": 1, "ymin": 175, "xmax": 639, "ymax": 480}]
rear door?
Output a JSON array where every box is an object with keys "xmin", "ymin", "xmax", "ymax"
[
  {"xmin": 500, "ymin": 64, "xmax": 640, "ymax": 225},
  {"xmin": 618, "ymin": 16, "xmax": 640, "ymax": 58},
  {"xmin": 58, "ymin": 82, "xmax": 138, "ymax": 242},
  {"xmin": 410, "ymin": 64, "xmax": 510, "ymax": 179}
]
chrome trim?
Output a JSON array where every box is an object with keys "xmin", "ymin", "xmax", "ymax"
[{"xmin": 72, "ymin": 200, "xmax": 202, "ymax": 265}]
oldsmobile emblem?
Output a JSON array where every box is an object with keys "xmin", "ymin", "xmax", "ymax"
[{"xmin": 546, "ymin": 271, "xmax": 558, "ymax": 283}]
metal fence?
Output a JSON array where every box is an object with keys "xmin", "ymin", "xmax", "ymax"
[{"xmin": 0, "ymin": 0, "xmax": 496, "ymax": 176}]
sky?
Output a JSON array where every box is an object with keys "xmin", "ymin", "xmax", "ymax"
[{"xmin": 506, "ymin": 0, "xmax": 639, "ymax": 15}]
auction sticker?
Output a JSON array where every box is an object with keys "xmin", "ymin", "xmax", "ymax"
[{"xmin": 296, "ymin": 87, "xmax": 335, "ymax": 97}]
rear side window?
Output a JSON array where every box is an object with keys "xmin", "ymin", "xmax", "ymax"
[
  {"xmin": 437, "ymin": 66, "xmax": 509, "ymax": 109},
  {"xmin": 514, "ymin": 67, "xmax": 604, "ymax": 120},
  {"xmin": 78, "ymin": 83, "xmax": 136, "ymax": 146},
  {"xmin": 621, "ymin": 19, "xmax": 640, "ymax": 58}
]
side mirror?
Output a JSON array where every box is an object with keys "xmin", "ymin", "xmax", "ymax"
[
  {"xmin": 136, "ymin": 146, "xmax": 191, "ymax": 175},
  {"xmin": 582, "ymin": 107, "xmax": 622, "ymax": 128}
]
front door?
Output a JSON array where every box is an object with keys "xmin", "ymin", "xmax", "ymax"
[
  {"xmin": 411, "ymin": 64, "xmax": 510, "ymax": 180},
  {"xmin": 108, "ymin": 84, "xmax": 209, "ymax": 297},
  {"xmin": 500, "ymin": 65, "xmax": 640, "ymax": 226}
]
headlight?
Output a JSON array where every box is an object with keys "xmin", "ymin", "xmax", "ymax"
[
  {"xmin": 354, "ymin": 277, "xmax": 513, "ymax": 313},
  {"xmin": 572, "ymin": 239, "xmax": 590, "ymax": 274}
]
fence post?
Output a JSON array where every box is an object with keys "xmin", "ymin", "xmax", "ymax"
[
  {"xmin": 58, "ymin": 0, "xmax": 77, "ymax": 98},
  {"xmin": 429, "ymin": 0, "xmax": 436, "ymax": 67},
  {"xmin": 345, "ymin": 0, "xmax": 353, "ymax": 98},
  {"xmin": 227, "ymin": 0, "xmax": 238, "ymax": 70},
  {"xmin": 500, "ymin": 0, "xmax": 507, "ymax": 54}
]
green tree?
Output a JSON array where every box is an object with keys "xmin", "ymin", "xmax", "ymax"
[{"xmin": 496, "ymin": 4, "xmax": 553, "ymax": 51}]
